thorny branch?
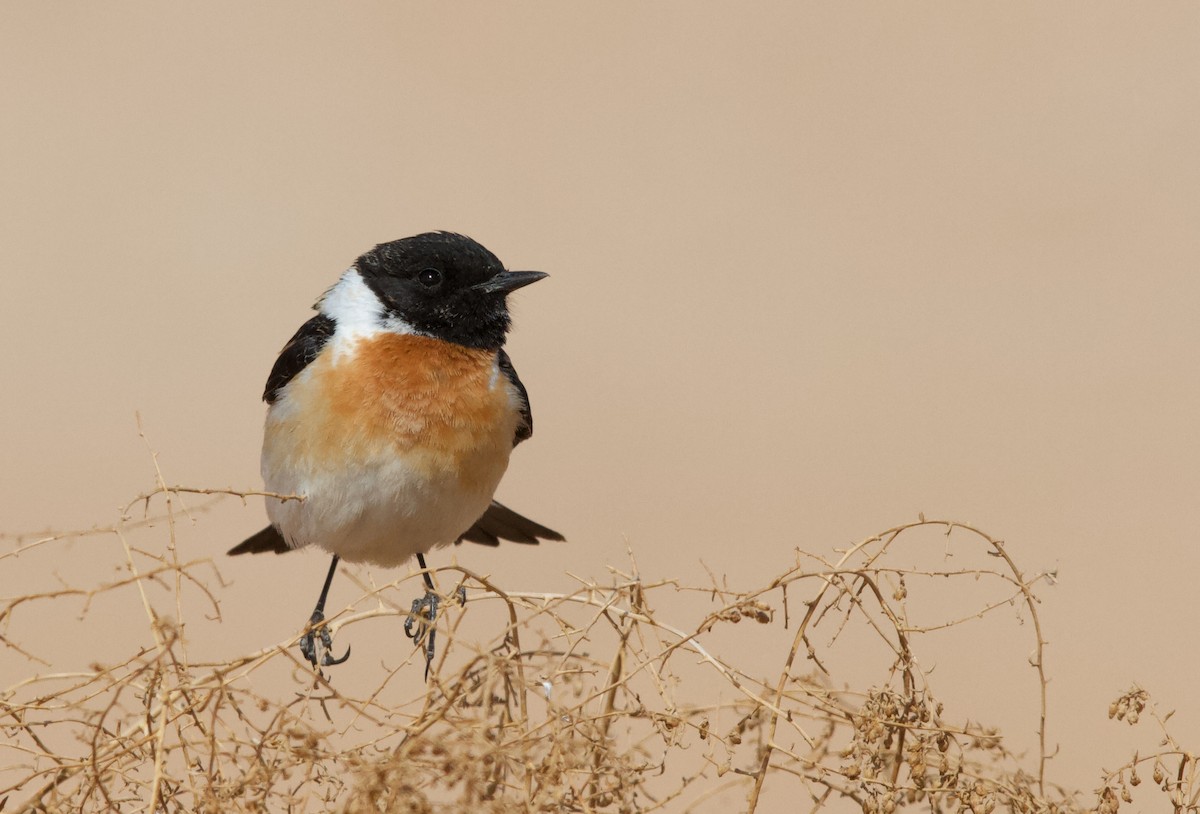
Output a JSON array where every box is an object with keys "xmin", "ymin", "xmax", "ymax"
[{"xmin": 0, "ymin": 488, "xmax": 1191, "ymax": 813}]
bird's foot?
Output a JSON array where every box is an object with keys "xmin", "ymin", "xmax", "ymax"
[
  {"xmin": 299, "ymin": 608, "xmax": 351, "ymax": 669},
  {"xmin": 404, "ymin": 590, "xmax": 439, "ymax": 679},
  {"xmin": 406, "ymin": 586, "xmax": 467, "ymax": 679}
]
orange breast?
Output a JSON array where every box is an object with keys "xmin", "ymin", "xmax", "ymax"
[{"xmin": 266, "ymin": 333, "xmax": 517, "ymax": 490}]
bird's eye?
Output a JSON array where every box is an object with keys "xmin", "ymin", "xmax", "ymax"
[{"xmin": 417, "ymin": 268, "xmax": 443, "ymax": 288}]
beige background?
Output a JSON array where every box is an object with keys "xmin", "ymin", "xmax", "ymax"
[{"xmin": 2, "ymin": 1, "xmax": 1198, "ymax": 804}]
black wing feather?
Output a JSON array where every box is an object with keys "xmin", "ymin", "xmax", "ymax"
[
  {"xmin": 457, "ymin": 501, "xmax": 565, "ymax": 547},
  {"xmin": 228, "ymin": 525, "xmax": 290, "ymax": 555},
  {"xmin": 454, "ymin": 354, "xmax": 562, "ymax": 547},
  {"xmin": 263, "ymin": 314, "xmax": 336, "ymax": 404},
  {"xmin": 498, "ymin": 349, "xmax": 533, "ymax": 445}
]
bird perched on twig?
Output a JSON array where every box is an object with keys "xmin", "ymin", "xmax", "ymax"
[{"xmin": 229, "ymin": 232, "xmax": 563, "ymax": 676}]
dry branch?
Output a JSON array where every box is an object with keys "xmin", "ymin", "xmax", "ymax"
[{"xmin": 0, "ymin": 487, "xmax": 1193, "ymax": 813}]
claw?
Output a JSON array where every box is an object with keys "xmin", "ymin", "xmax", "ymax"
[
  {"xmin": 404, "ymin": 590, "xmax": 440, "ymax": 680},
  {"xmin": 299, "ymin": 609, "xmax": 351, "ymax": 669}
]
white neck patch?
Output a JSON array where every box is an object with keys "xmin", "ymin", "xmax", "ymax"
[{"xmin": 318, "ymin": 268, "xmax": 416, "ymax": 336}]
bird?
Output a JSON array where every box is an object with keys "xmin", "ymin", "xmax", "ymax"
[{"xmin": 228, "ymin": 231, "xmax": 563, "ymax": 675}]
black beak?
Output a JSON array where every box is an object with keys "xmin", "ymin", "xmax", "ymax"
[{"xmin": 473, "ymin": 270, "xmax": 548, "ymax": 295}]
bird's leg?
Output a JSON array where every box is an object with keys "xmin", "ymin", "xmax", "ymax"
[
  {"xmin": 299, "ymin": 554, "xmax": 351, "ymax": 669},
  {"xmin": 404, "ymin": 552, "xmax": 445, "ymax": 680}
]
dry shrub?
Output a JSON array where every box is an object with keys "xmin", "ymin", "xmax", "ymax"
[{"xmin": 1, "ymin": 487, "xmax": 1195, "ymax": 813}]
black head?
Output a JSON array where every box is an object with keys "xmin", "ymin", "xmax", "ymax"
[{"xmin": 354, "ymin": 232, "xmax": 547, "ymax": 350}]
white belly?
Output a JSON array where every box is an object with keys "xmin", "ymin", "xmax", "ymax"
[{"xmin": 264, "ymin": 445, "xmax": 507, "ymax": 567}]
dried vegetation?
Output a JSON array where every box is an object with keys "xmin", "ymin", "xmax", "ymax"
[{"xmin": 1, "ymin": 486, "xmax": 1196, "ymax": 813}]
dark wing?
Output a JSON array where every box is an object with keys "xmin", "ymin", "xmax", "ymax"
[
  {"xmin": 233, "ymin": 317, "xmax": 334, "ymax": 556},
  {"xmin": 263, "ymin": 314, "xmax": 336, "ymax": 404},
  {"xmin": 499, "ymin": 349, "xmax": 533, "ymax": 445},
  {"xmin": 228, "ymin": 525, "xmax": 289, "ymax": 555},
  {"xmin": 456, "ymin": 354, "xmax": 563, "ymax": 547},
  {"xmin": 457, "ymin": 500, "xmax": 565, "ymax": 547}
]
